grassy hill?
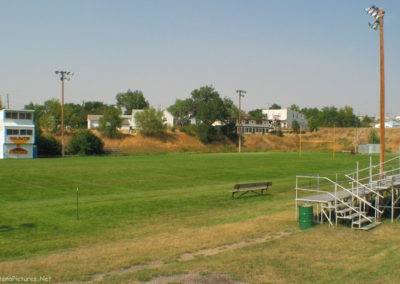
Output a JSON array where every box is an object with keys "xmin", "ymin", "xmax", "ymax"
[{"xmin": 100, "ymin": 127, "xmax": 400, "ymax": 154}]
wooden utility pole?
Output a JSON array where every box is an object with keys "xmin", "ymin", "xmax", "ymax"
[
  {"xmin": 379, "ymin": 7, "xmax": 385, "ymax": 176},
  {"xmin": 236, "ymin": 90, "xmax": 246, "ymax": 153},
  {"xmin": 55, "ymin": 70, "xmax": 74, "ymax": 157},
  {"xmin": 366, "ymin": 5, "xmax": 385, "ymax": 176}
]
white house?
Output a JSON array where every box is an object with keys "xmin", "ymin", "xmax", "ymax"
[
  {"xmin": 237, "ymin": 117, "xmax": 271, "ymax": 134},
  {"xmin": 0, "ymin": 109, "xmax": 35, "ymax": 159},
  {"xmin": 262, "ymin": 109, "xmax": 308, "ymax": 130},
  {"xmin": 87, "ymin": 109, "xmax": 174, "ymax": 132},
  {"xmin": 87, "ymin": 115, "xmax": 102, "ymax": 129},
  {"xmin": 374, "ymin": 120, "xmax": 400, "ymax": 128}
]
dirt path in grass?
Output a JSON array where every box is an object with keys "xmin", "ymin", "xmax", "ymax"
[{"xmin": 89, "ymin": 229, "xmax": 298, "ymax": 283}]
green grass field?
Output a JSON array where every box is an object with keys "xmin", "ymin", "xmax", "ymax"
[{"xmin": 1, "ymin": 152, "xmax": 399, "ymax": 283}]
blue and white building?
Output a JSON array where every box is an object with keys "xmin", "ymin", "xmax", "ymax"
[{"xmin": 0, "ymin": 109, "xmax": 35, "ymax": 159}]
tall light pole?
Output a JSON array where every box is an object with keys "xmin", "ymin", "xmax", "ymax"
[
  {"xmin": 55, "ymin": 70, "xmax": 74, "ymax": 157},
  {"xmin": 236, "ymin": 90, "xmax": 246, "ymax": 153},
  {"xmin": 365, "ymin": 5, "xmax": 385, "ymax": 175}
]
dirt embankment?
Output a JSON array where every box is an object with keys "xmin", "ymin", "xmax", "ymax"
[{"xmin": 100, "ymin": 128, "xmax": 400, "ymax": 154}]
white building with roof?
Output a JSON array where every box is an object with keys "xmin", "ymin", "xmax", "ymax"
[
  {"xmin": 0, "ymin": 109, "xmax": 35, "ymax": 159},
  {"xmin": 262, "ymin": 109, "xmax": 308, "ymax": 130},
  {"xmin": 87, "ymin": 109, "xmax": 174, "ymax": 132}
]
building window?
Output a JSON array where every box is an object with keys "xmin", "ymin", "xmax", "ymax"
[
  {"xmin": 5, "ymin": 112, "xmax": 18, "ymax": 119},
  {"xmin": 6, "ymin": 129, "xmax": 33, "ymax": 136},
  {"xmin": 20, "ymin": 129, "xmax": 33, "ymax": 135},
  {"xmin": 19, "ymin": 113, "xmax": 32, "ymax": 120},
  {"xmin": 7, "ymin": 129, "xmax": 19, "ymax": 135},
  {"xmin": 5, "ymin": 112, "xmax": 32, "ymax": 120}
]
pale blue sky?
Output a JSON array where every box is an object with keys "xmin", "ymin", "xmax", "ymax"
[{"xmin": 1, "ymin": 0, "xmax": 399, "ymax": 117}]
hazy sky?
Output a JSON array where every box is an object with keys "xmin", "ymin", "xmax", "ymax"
[{"xmin": 1, "ymin": 0, "xmax": 399, "ymax": 117}]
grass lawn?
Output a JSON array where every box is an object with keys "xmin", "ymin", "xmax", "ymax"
[{"xmin": 0, "ymin": 152, "xmax": 399, "ymax": 283}]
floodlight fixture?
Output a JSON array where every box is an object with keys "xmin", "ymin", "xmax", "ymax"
[
  {"xmin": 368, "ymin": 22, "xmax": 379, "ymax": 30},
  {"xmin": 236, "ymin": 89, "xmax": 246, "ymax": 97},
  {"xmin": 366, "ymin": 5, "xmax": 380, "ymax": 18},
  {"xmin": 365, "ymin": 5, "xmax": 385, "ymax": 31},
  {"xmin": 55, "ymin": 70, "xmax": 74, "ymax": 81}
]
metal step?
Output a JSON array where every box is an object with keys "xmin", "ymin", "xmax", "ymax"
[
  {"xmin": 337, "ymin": 211, "xmax": 366, "ymax": 220},
  {"xmin": 336, "ymin": 207, "xmax": 352, "ymax": 215},
  {"xmin": 359, "ymin": 222, "xmax": 382, "ymax": 231},
  {"xmin": 352, "ymin": 217, "xmax": 372, "ymax": 226}
]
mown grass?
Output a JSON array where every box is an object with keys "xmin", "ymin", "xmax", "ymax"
[{"xmin": 0, "ymin": 152, "xmax": 399, "ymax": 283}]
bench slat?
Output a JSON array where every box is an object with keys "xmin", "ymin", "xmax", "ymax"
[{"xmin": 234, "ymin": 182, "xmax": 272, "ymax": 189}]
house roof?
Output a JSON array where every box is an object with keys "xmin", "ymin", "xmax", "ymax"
[{"xmin": 87, "ymin": 114, "xmax": 103, "ymax": 120}]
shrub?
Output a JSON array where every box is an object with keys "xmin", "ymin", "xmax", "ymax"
[
  {"xmin": 35, "ymin": 134, "xmax": 61, "ymax": 157},
  {"xmin": 195, "ymin": 123, "xmax": 217, "ymax": 144},
  {"xmin": 368, "ymin": 129, "xmax": 380, "ymax": 144},
  {"xmin": 68, "ymin": 130, "xmax": 104, "ymax": 155}
]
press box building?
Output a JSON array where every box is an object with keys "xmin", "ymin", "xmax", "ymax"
[{"xmin": 0, "ymin": 109, "xmax": 35, "ymax": 159}]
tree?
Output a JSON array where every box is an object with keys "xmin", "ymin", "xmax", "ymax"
[
  {"xmin": 135, "ymin": 107, "xmax": 167, "ymax": 136},
  {"xmin": 25, "ymin": 102, "xmax": 44, "ymax": 136},
  {"xmin": 221, "ymin": 97, "xmax": 238, "ymax": 124},
  {"xmin": 27, "ymin": 99, "xmax": 61, "ymax": 134},
  {"xmin": 69, "ymin": 130, "xmax": 104, "ymax": 155},
  {"xmin": 190, "ymin": 85, "xmax": 227, "ymax": 143},
  {"xmin": 292, "ymin": 120, "xmax": 301, "ymax": 134},
  {"xmin": 361, "ymin": 115, "xmax": 373, "ymax": 127},
  {"xmin": 167, "ymin": 85, "xmax": 238, "ymax": 143},
  {"xmin": 98, "ymin": 107, "xmax": 122, "ymax": 138},
  {"xmin": 248, "ymin": 109, "xmax": 263, "ymax": 120},
  {"xmin": 269, "ymin": 103, "xmax": 281, "ymax": 110},
  {"xmin": 319, "ymin": 106, "xmax": 339, "ymax": 127},
  {"xmin": 0, "ymin": 96, "xmax": 4, "ymax": 110},
  {"xmin": 82, "ymin": 101, "xmax": 110, "ymax": 115},
  {"xmin": 116, "ymin": 89, "xmax": 149, "ymax": 114},
  {"xmin": 289, "ymin": 104, "xmax": 300, "ymax": 112},
  {"xmin": 167, "ymin": 98, "xmax": 193, "ymax": 126},
  {"xmin": 64, "ymin": 103, "xmax": 86, "ymax": 130},
  {"xmin": 191, "ymin": 85, "xmax": 225, "ymax": 126},
  {"xmin": 337, "ymin": 106, "xmax": 358, "ymax": 127}
]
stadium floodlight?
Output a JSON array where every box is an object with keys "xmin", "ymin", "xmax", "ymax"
[
  {"xmin": 365, "ymin": 5, "xmax": 386, "ymax": 176},
  {"xmin": 366, "ymin": 5, "xmax": 380, "ymax": 19},
  {"xmin": 55, "ymin": 70, "xmax": 74, "ymax": 157},
  {"xmin": 368, "ymin": 22, "xmax": 379, "ymax": 30}
]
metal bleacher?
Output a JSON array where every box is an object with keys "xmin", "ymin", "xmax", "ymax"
[{"xmin": 295, "ymin": 156, "xmax": 400, "ymax": 230}]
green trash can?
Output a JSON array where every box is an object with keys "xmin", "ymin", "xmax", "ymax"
[{"xmin": 299, "ymin": 204, "xmax": 314, "ymax": 229}]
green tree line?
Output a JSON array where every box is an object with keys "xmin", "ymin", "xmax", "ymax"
[{"xmin": 23, "ymin": 86, "xmax": 374, "ymax": 155}]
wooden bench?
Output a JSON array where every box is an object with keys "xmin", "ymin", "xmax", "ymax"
[{"xmin": 231, "ymin": 182, "xmax": 272, "ymax": 198}]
